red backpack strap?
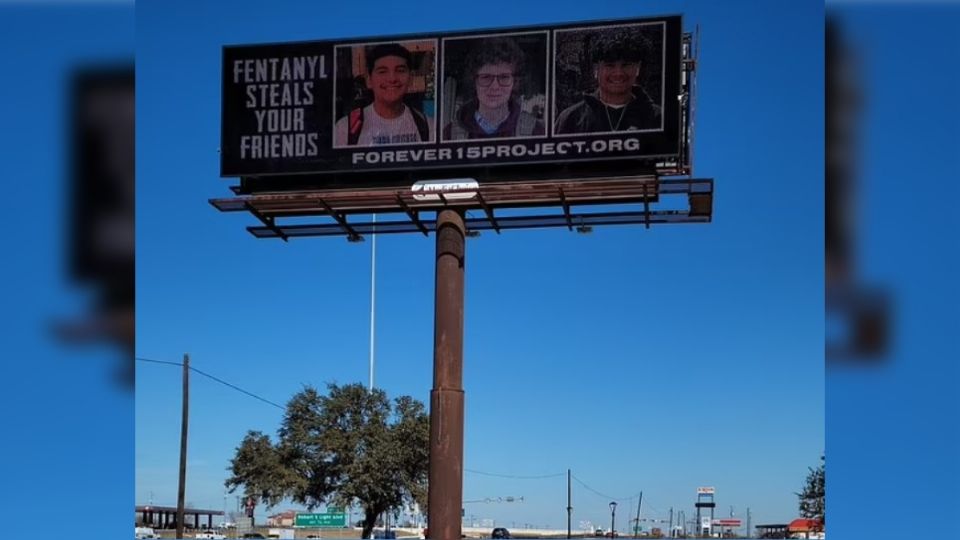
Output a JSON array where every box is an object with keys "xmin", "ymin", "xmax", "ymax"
[{"xmin": 348, "ymin": 107, "xmax": 364, "ymax": 145}]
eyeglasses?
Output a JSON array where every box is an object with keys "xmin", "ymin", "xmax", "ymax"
[{"xmin": 475, "ymin": 73, "xmax": 515, "ymax": 87}]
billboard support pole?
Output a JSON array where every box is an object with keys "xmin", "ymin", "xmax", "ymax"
[{"xmin": 428, "ymin": 209, "xmax": 466, "ymax": 540}]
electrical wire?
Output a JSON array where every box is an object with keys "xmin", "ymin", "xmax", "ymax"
[
  {"xmin": 571, "ymin": 474, "xmax": 642, "ymax": 502},
  {"xmin": 135, "ymin": 357, "xmax": 183, "ymax": 368},
  {"xmin": 135, "ymin": 356, "xmax": 285, "ymax": 410},
  {"xmin": 465, "ymin": 469, "xmax": 565, "ymax": 480}
]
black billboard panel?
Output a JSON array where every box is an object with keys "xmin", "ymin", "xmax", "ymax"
[{"xmin": 221, "ymin": 15, "xmax": 682, "ymax": 180}]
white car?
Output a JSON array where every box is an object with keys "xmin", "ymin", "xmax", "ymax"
[
  {"xmin": 195, "ymin": 531, "xmax": 227, "ymax": 539},
  {"xmin": 135, "ymin": 527, "xmax": 158, "ymax": 539}
]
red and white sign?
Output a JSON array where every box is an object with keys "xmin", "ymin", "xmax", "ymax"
[
  {"xmin": 697, "ymin": 487, "xmax": 715, "ymax": 495},
  {"xmin": 712, "ymin": 519, "xmax": 742, "ymax": 527}
]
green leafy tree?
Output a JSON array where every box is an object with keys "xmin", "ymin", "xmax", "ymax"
[
  {"xmin": 797, "ymin": 456, "xmax": 825, "ymax": 528},
  {"xmin": 226, "ymin": 383, "xmax": 429, "ymax": 539}
]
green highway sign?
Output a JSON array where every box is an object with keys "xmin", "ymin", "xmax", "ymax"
[{"xmin": 295, "ymin": 513, "xmax": 347, "ymax": 528}]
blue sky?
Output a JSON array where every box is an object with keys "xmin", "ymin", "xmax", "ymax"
[{"xmin": 135, "ymin": 0, "xmax": 823, "ymax": 531}]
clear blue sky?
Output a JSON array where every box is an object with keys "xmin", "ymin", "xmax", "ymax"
[{"xmin": 135, "ymin": 0, "xmax": 823, "ymax": 531}]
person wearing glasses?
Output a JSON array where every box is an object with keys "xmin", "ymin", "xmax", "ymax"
[
  {"xmin": 443, "ymin": 37, "xmax": 544, "ymax": 140},
  {"xmin": 554, "ymin": 30, "xmax": 661, "ymax": 134}
]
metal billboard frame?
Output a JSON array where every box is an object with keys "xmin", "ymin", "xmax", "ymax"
[
  {"xmin": 212, "ymin": 30, "xmax": 707, "ymax": 239},
  {"xmin": 210, "ymin": 175, "xmax": 712, "ymax": 241}
]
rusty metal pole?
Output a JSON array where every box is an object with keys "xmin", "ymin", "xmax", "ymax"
[{"xmin": 428, "ymin": 209, "xmax": 466, "ymax": 540}]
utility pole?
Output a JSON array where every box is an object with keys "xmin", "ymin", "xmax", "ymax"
[
  {"xmin": 176, "ymin": 353, "xmax": 190, "ymax": 539},
  {"xmin": 567, "ymin": 469, "xmax": 572, "ymax": 539},
  {"xmin": 745, "ymin": 508, "xmax": 751, "ymax": 539},
  {"xmin": 634, "ymin": 492, "xmax": 643, "ymax": 538},
  {"xmin": 668, "ymin": 508, "xmax": 673, "ymax": 538}
]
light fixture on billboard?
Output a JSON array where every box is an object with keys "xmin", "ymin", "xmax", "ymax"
[
  {"xmin": 411, "ymin": 178, "xmax": 479, "ymax": 202},
  {"xmin": 576, "ymin": 217, "xmax": 592, "ymax": 234}
]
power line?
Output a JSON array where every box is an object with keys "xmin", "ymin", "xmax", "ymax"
[
  {"xmin": 136, "ymin": 356, "xmax": 285, "ymax": 410},
  {"xmin": 189, "ymin": 366, "xmax": 285, "ymax": 410},
  {"xmin": 463, "ymin": 469, "xmax": 643, "ymax": 503},
  {"xmin": 136, "ymin": 356, "xmax": 183, "ymax": 368},
  {"xmin": 465, "ymin": 469, "xmax": 565, "ymax": 480},
  {"xmin": 571, "ymin": 474, "xmax": 642, "ymax": 502}
]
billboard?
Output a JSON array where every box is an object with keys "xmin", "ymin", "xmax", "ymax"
[
  {"xmin": 221, "ymin": 15, "xmax": 683, "ymax": 182},
  {"xmin": 696, "ymin": 487, "xmax": 715, "ymax": 495}
]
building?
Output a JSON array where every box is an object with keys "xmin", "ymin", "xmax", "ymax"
[
  {"xmin": 755, "ymin": 524, "xmax": 789, "ymax": 539},
  {"xmin": 787, "ymin": 518, "xmax": 824, "ymax": 539},
  {"xmin": 135, "ymin": 505, "xmax": 224, "ymax": 530},
  {"xmin": 267, "ymin": 510, "xmax": 297, "ymax": 527}
]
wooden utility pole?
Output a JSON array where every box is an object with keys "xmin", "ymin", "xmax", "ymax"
[{"xmin": 176, "ymin": 353, "xmax": 190, "ymax": 539}]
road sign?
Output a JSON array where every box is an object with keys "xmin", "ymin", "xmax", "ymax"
[{"xmin": 295, "ymin": 513, "xmax": 346, "ymax": 528}]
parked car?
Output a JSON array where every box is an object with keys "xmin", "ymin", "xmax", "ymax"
[
  {"xmin": 242, "ymin": 534, "xmax": 266, "ymax": 539},
  {"xmin": 492, "ymin": 527, "xmax": 511, "ymax": 539},
  {"xmin": 135, "ymin": 527, "xmax": 158, "ymax": 539},
  {"xmin": 195, "ymin": 531, "xmax": 227, "ymax": 539}
]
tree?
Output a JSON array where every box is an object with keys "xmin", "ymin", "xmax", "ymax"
[
  {"xmin": 797, "ymin": 456, "xmax": 825, "ymax": 528},
  {"xmin": 226, "ymin": 383, "xmax": 429, "ymax": 539}
]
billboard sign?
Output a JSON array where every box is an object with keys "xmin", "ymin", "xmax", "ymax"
[
  {"xmin": 712, "ymin": 519, "xmax": 742, "ymax": 527},
  {"xmin": 697, "ymin": 487, "xmax": 715, "ymax": 495},
  {"xmin": 221, "ymin": 15, "xmax": 683, "ymax": 181},
  {"xmin": 295, "ymin": 513, "xmax": 347, "ymax": 528}
]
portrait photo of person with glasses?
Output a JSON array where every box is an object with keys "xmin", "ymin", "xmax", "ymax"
[
  {"xmin": 554, "ymin": 24, "xmax": 663, "ymax": 135},
  {"xmin": 441, "ymin": 34, "xmax": 547, "ymax": 141}
]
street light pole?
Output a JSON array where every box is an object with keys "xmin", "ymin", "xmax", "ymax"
[{"xmin": 610, "ymin": 502, "xmax": 618, "ymax": 536}]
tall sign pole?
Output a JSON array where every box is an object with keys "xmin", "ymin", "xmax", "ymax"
[
  {"xmin": 428, "ymin": 209, "xmax": 466, "ymax": 540},
  {"xmin": 567, "ymin": 469, "xmax": 572, "ymax": 539},
  {"xmin": 176, "ymin": 353, "xmax": 190, "ymax": 539}
]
